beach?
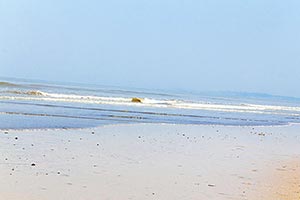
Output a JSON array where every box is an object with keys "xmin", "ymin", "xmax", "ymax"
[
  {"xmin": 2, "ymin": 0, "xmax": 300, "ymax": 199},
  {"xmin": 1, "ymin": 123, "xmax": 299, "ymax": 200}
]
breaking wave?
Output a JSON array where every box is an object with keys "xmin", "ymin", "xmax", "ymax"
[
  {"xmin": 1, "ymin": 90, "xmax": 300, "ymax": 117},
  {"xmin": 0, "ymin": 82, "xmax": 19, "ymax": 87},
  {"xmin": 5, "ymin": 90, "xmax": 45, "ymax": 96}
]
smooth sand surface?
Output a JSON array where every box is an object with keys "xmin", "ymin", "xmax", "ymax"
[{"xmin": 1, "ymin": 124, "xmax": 300, "ymax": 200}]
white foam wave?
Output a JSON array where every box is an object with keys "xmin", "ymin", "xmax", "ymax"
[{"xmin": 1, "ymin": 91, "xmax": 300, "ymax": 116}]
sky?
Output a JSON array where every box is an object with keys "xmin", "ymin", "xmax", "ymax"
[{"xmin": 0, "ymin": 0, "xmax": 300, "ymax": 97}]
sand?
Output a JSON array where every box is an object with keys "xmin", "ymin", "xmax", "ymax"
[{"xmin": 0, "ymin": 124, "xmax": 300, "ymax": 200}]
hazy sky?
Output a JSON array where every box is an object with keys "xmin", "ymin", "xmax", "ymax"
[{"xmin": 0, "ymin": 0, "xmax": 300, "ymax": 97}]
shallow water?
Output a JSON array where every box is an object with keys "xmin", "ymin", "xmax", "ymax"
[{"xmin": 0, "ymin": 78, "xmax": 300, "ymax": 129}]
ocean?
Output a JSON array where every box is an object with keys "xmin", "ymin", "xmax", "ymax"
[{"xmin": 1, "ymin": 77, "xmax": 300, "ymax": 129}]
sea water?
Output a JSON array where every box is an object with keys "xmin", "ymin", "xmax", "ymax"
[{"xmin": 0, "ymin": 77, "xmax": 300, "ymax": 129}]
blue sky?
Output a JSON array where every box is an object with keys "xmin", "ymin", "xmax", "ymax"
[{"xmin": 0, "ymin": 0, "xmax": 300, "ymax": 97}]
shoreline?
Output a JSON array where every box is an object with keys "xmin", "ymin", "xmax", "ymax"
[
  {"xmin": 1, "ymin": 123, "xmax": 300, "ymax": 199},
  {"xmin": 1, "ymin": 121, "xmax": 297, "ymax": 132}
]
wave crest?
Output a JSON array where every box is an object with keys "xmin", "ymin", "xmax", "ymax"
[
  {"xmin": 4, "ymin": 90, "xmax": 45, "ymax": 96},
  {"xmin": 0, "ymin": 82, "xmax": 19, "ymax": 87},
  {"xmin": 1, "ymin": 90, "xmax": 300, "ymax": 116}
]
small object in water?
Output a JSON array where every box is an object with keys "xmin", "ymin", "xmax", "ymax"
[
  {"xmin": 31, "ymin": 163, "xmax": 36, "ymax": 167},
  {"xmin": 15, "ymin": 137, "xmax": 18, "ymax": 140},
  {"xmin": 208, "ymin": 184, "xmax": 215, "ymax": 187},
  {"xmin": 27, "ymin": 91, "xmax": 43, "ymax": 96},
  {"xmin": 131, "ymin": 97, "xmax": 142, "ymax": 103}
]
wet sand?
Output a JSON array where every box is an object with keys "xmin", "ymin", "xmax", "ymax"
[{"xmin": 0, "ymin": 124, "xmax": 300, "ymax": 200}]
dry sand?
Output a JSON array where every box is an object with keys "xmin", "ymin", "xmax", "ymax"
[{"xmin": 0, "ymin": 124, "xmax": 300, "ymax": 200}]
